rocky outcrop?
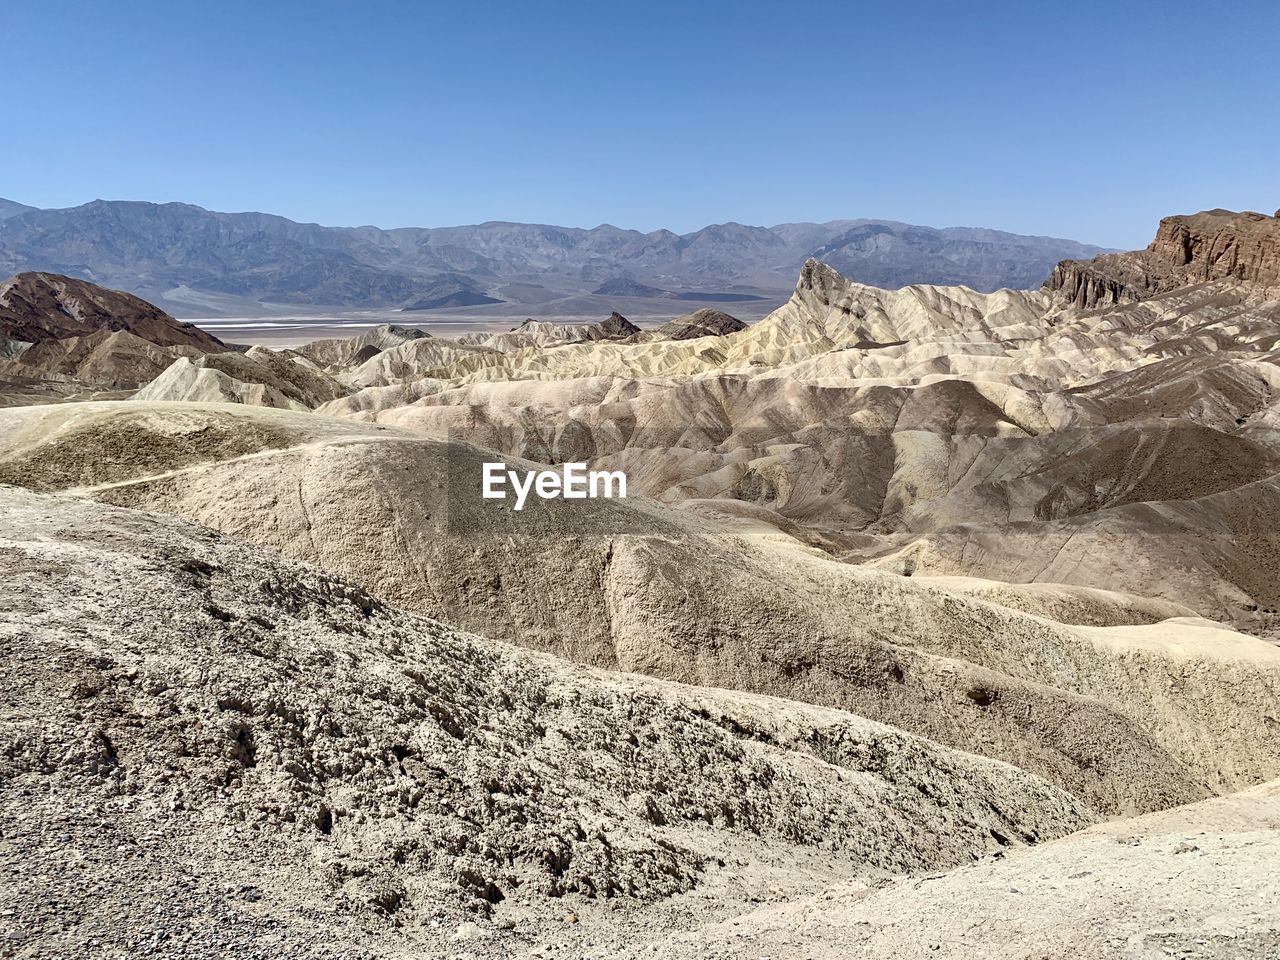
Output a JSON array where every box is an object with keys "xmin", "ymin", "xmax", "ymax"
[
  {"xmin": 0, "ymin": 271, "xmax": 223, "ymax": 350},
  {"xmin": 295, "ymin": 323, "xmax": 430, "ymax": 369},
  {"xmin": 1148, "ymin": 209, "xmax": 1280, "ymax": 286},
  {"xmin": 133, "ymin": 347, "xmax": 351, "ymax": 410},
  {"xmin": 5, "ymin": 329, "xmax": 206, "ymax": 388},
  {"xmin": 655, "ymin": 308, "xmax": 746, "ymax": 340},
  {"xmin": 594, "ymin": 310, "xmax": 640, "ymax": 339},
  {"xmin": 0, "ymin": 272, "xmax": 225, "ymax": 391},
  {"xmin": 1044, "ymin": 258, "xmax": 1141, "ymax": 309},
  {"xmin": 474, "ymin": 312, "xmax": 642, "ymax": 352},
  {"xmin": 1046, "ymin": 209, "xmax": 1280, "ymax": 308}
]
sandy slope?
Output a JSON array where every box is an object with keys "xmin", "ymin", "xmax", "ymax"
[
  {"xmin": 4, "ymin": 402, "xmax": 1280, "ymax": 821},
  {"xmin": 637, "ymin": 780, "xmax": 1280, "ymax": 959},
  {"xmin": 0, "ymin": 486, "xmax": 1090, "ymax": 958}
]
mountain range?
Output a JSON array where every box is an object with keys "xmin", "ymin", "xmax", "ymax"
[{"xmin": 0, "ymin": 197, "xmax": 1111, "ymax": 315}]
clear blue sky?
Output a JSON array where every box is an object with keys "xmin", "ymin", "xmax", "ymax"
[{"xmin": 4, "ymin": 0, "xmax": 1277, "ymax": 247}]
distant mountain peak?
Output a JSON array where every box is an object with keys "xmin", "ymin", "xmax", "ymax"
[
  {"xmin": 592, "ymin": 278, "xmax": 668, "ymax": 298},
  {"xmin": 0, "ymin": 198, "xmax": 1111, "ymax": 313}
]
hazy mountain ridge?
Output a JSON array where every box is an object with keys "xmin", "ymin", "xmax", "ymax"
[
  {"xmin": 0, "ymin": 198, "xmax": 1111, "ymax": 311},
  {"xmin": 0, "ymin": 198, "xmax": 36, "ymax": 221},
  {"xmin": 812, "ymin": 221, "xmax": 1107, "ymax": 291}
]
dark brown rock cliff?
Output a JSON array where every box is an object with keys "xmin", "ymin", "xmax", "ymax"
[
  {"xmin": 0, "ymin": 271, "xmax": 223, "ymax": 350},
  {"xmin": 1046, "ymin": 209, "xmax": 1280, "ymax": 308}
]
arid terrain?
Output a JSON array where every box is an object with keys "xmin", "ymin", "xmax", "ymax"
[{"xmin": 3, "ymin": 208, "xmax": 1280, "ymax": 958}]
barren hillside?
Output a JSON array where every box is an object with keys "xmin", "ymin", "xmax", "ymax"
[{"xmin": 4, "ymin": 209, "xmax": 1280, "ymax": 955}]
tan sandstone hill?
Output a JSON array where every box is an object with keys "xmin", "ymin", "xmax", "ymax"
[
  {"xmin": 132, "ymin": 346, "xmax": 352, "ymax": 410},
  {"xmin": 5, "ymin": 401, "xmax": 1280, "ymax": 819},
  {"xmin": 294, "ymin": 322, "xmax": 432, "ymax": 370}
]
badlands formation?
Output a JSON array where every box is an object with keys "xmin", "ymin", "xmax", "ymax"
[{"xmin": 3, "ymin": 209, "xmax": 1280, "ymax": 957}]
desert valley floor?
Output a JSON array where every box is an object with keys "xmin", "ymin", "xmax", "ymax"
[{"xmin": 3, "ymin": 208, "xmax": 1280, "ymax": 958}]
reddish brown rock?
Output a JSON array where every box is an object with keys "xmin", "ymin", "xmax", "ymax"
[
  {"xmin": 1046, "ymin": 209, "xmax": 1280, "ymax": 308},
  {"xmin": 0, "ymin": 271, "xmax": 223, "ymax": 350}
]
